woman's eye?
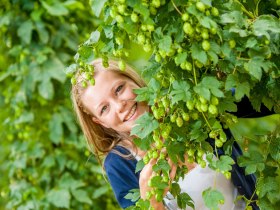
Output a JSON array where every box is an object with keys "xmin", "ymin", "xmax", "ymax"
[
  {"xmin": 101, "ymin": 105, "xmax": 108, "ymax": 114},
  {"xmin": 115, "ymin": 85, "xmax": 123, "ymax": 94}
]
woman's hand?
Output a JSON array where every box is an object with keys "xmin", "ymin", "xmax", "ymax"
[{"xmin": 139, "ymin": 156, "xmax": 177, "ymax": 210}]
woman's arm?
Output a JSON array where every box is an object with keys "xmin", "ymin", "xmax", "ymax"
[
  {"xmin": 139, "ymin": 157, "xmax": 177, "ymax": 210},
  {"xmin": 104, "ymin": 146, "xmax": 140, "ymax": 208}
]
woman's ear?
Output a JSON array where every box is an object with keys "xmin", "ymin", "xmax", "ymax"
[{"xmin": 92, "ymin": 117, "xmax": 109, "ymax": 128}]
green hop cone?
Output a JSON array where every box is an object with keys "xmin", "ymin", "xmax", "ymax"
[
  {"xmin": 118, "ymin": 60, "xmax": 126, "ymax": 71},
  {"xmin": 176, "ymin": 117, "xmax": 183, "ymax": 127}
]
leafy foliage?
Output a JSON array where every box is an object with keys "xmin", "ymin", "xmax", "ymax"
[
  {"xmin": 202, "ymin": 188, "xmax": 225, "ymax": 210},
  {"xmin": 0, "ymin": 0, "xmax": 120, "ymax": 209},
  {"xmin": 65, "ymin": 0, "xmax": 280, "ymax": 209}
]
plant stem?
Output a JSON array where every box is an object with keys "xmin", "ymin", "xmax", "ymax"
[
  {"xmin": 255, "ymin": 0, "xmax": 261, "ymax": 17},
  {"xmin": 171, "ymin": 0, "xmax": 182, "ymax": 16},
  {"xmin": 234, "ymin": 0, "xmax": 255, "ymax": 19},
  {"xmin": 202, "ymin": 112, "xmax": 212, "ymax": 130},
  {"xmin": 192, "ymin": 60, "xmax": 198, "ymax": 86}
]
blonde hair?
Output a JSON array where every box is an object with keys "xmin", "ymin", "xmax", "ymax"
[{"xmin": 71, "ymin": 59, "xmax": 146, "ymax": 164}]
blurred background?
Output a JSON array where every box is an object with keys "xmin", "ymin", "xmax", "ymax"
[
  {"xmin": 0, "ymin": 0, "xmax": 122, "ymax": 209},
  {"xmin": 0, "ymin": 0, "xmax": 279, "ymax": 210}
]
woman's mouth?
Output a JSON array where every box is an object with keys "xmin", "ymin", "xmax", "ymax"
[{"xmin": 124, "ymin": 103, "xmax": 137, "ymax": 121}]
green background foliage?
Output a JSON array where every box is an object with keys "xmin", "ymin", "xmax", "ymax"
[
  {"xmin": 0, "ymin": 0, "xmax": 120, "ymax": 209},
  {"xmin": 1, "ymin": 0, "xmax": 280, "ymax": 210}
]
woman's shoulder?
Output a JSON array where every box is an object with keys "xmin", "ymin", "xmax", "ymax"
[{"xmin": 104, "ymin": 145, "xmax": 135, "ymax": 170}]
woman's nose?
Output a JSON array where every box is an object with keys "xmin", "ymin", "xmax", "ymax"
[{"xmin": 115, "ymin": 99, "xmax": 126, "ymax": 113}]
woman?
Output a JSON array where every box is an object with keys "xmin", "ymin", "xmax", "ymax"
[{"xmin": 71, "ymin": 59, "xmax": 257, "ymax": 210}]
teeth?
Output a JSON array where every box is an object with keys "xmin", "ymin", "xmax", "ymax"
[{"xmin": 124, "ymin": 104, "xmax": 137, "ymax": 121}]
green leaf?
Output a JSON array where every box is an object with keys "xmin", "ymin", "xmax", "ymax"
[
  {"xmin": 177, "ymin": 192, "xmax": 194, "ymax": 209},
  {"xmin": 35, "ymin": 21, "xmax": 49, "ymax": 44},
  {"xmin": 150, "ymin": 175, "xmax": 168, "ymax": 189},
  {"xmin": 174, "ymin": 52, "xmax": 188, "ymax": 65},
  {"xmin": 127, "ymin": 0, "xmax": 150, "ymax": 20},
  {"xmin": 194, "ymin": 84, "xmax": 211, "ymax": 101},
  {"xmin": 59, "ymin": 106, "xmax": 78, "ymax": 133},
  {"xmin": 85, "ymin": 30, "xmax": 101, "ymax": 45},
  {"xmin": 209, "ymin": 155, "xmax": 235, "ymax": 172},
  {"xmin": 42, "ymin": 1, "xmax": 69, "ymax": 16},
  {"xmin": 152, "ymin": 159, "xmax": 171, "ymax": 173},
  {"xmin": 170, "ymin": 183, "xmax": 181, "ymax": 198},
  {"xmin": 270, "ymin": 136, "xmax": 280, "ymax": 161},
  {"xmin": 202, "ymin": 188, "xmax": 224, "ymax": 210},
  {"xmin": 209, "ymin": 41, "xmax": 221, "ymax": 54},
  {"xmin": 120, "ymin": 17, "xmax": 138, "ymax": 34},
  {"xmin": 17, "ymin": 20, "xmax": 33, "ymax": 44},
  {"xmin": 72, "ymin": 189, "xmax": 92, "ymax": 204},
  {"xmin": 78, "ymin": 45, "xmax": 94, "ymax": 61},
  {"xmin": 194, "ymin": 76, "xmax": 224, "ymax": 101},
  {"xmin": 130, "ymin": 113, "xmax": 159, "ymax": 139},
  {"xmin": 245, "ymin": 37, "xmax": 258, "ymax": 48},
  {"xmin": 253, "ymin": 15, "xmax": 280, "ymax": 38},
  {"xmin": 103, "ymin": 26, "xmax": 113, "ymax": 39},
  {"xmin": 236, "ymin": 82, "xmax": 250, "ymax": 100},
  {"xmin": 188, "ymin": 120, "xmax": 208, "ymax": 141},
  {"xmin": 135, "ymin": 159, "xmax": 145, "ymax": 173},
  {"xmin": 170, "ymin": 80, "xmax": 191, "ymax": 104},
  {"xmin": 38, "ymin": 78, "xmax": 54, "ymax": 100},
  {"xmin": 220, "ymin": 11, "xmax": 245, "ymax": 26},
  {"xmin": 191, "ymin": 43, "xmax": 207, "ymax": 65},
  {"xmin": 158, "ymin": 35, "xmax": 172, "ymax": 52},
  {"xmin": 49, "ymin": 113, "xmax": 63, "ymax": 144},
  {"xmin": 203, "ymin": 77, "xmax": 224, "ymax": 98},
  {"xmin": 124, "ymin": 189, "xmax": 140, "ymax": 202},
  {"xmin": 225, "ymin": 74, "xmax": 237, "ymax": 91},
  {"xmin": 133, "ymin": 136, "xmax": 152, "ymax": 151},
  {"xmin": 207, "ymin": 51, "xmax": 218, "ymax": 65},
  {"xmin": 225, "ymin": 74, "xmax": 250, "ymax": 100},
  {"xmin": 221, "ymin": 43, "xmax": 232, "ymax": 58},
  {"xmin": 89, "ymin": 0, "xmax": 107, "ymax": 17},
  {"xmin": 42, "ymin": 155, "xmax": 55, "ymax": 168},
  {"xmin": 92, "ymin": 185, "xmax": 110, "ymax": 199},
  {"xmin": 64, "ymin": 64, "xmax": 78, "ymax": 76},
  {"xmin": 14, "ymin": 112, "xmax": 34, "ymax": 124},
  {"xmin": 166, "ymin": 141, "xmax": 186, "ymax": 164},
  {"xmin": 201, "ymin": 0, "xmax": 212, "ymax": 7},
  {"xmin": 200, "ymin": 16, "xmax": 217, "ymax": 29},
  {"xmin": 43, "ymin": 57, "xmax": 66, "ymax": 83},
  {"xmin": 229, "ymin": 26, "xmax": 248, "ymax": 37},
  {"xmin": 245, "ymin": 57, "xmax": 273, "ymax": 81},
  {"xmin": 58, "ymin": 173, "xmax": 85, "ymax": 190},
  {"xmin": 132, "ymin": 199, "xmax": 150, "ymax": 209},
  {"xmin": 258, "ymin": 177, "xmax": 280, "ymax": 200},
  {"xmin": 47, "ymin": 189, "xmax": 70, "ymax": 208},
  {"xmin": 63, "ymin": 0, "xmax": 85, "ymax": 10},
  {"xmin": 134, "ymin": 78, "xmax": 160, "ymax": 105},
  {"xmin": 217, "ymin": 92, "xmax": 237, "ymax": 112},
  {"xmin": 259, "ymin": 198, "xmax": 278, "ymax": 210},
  {"xmin": 238, "ymin": 152, "xmax": 265, "ymax": 174}
]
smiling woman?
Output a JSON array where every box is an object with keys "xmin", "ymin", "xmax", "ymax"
[
  {"xmin": 80, "ymin": 68, "xmax": 149, "ymax": 133},
  {"xmin": 71, "ymin": 59, "xmax": 148, "ymax": 157}
]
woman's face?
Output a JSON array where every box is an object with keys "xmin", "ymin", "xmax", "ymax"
[{"xmin": 81, "ymin": 70, "xmax": 149, "ymax": 133}]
